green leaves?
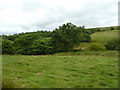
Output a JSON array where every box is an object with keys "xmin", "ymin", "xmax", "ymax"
[
  {"xmin": 30, "ymin": 39, "xmax": 53, "ymax": 55},
  {"xmin": 105, "ymin": 39, "xmax": 120, "ymax": 51},
  {"xmin": 2, "ymin": 22, "xmax": 91, "ymax": 55},
  {"xmin": 51, "ymin": 23, "xmax": 90, "ymax": 52},
  {"xmin": 12, "ymin": 33, "xmax": 54, "ymax": 55},
  {"xmin": 2, "ymin": 39, "xmax": 14, "ymax": 54}
]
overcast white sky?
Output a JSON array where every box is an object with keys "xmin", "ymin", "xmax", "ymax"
[{"xmin": 0, "ymin": 0, "xmax": 119, "ymax": 35}]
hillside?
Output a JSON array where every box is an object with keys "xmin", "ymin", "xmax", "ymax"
[
  {"xmin": 91, "ymin": 30, "xmax": 118, "ymax": 44},
  {"xmin": 2, "ymin": 26, "xmax": 119, "ymax": 88},
  {"xmin": 75, "ymin": 30, "xmax": 119, "ymax": 51}
]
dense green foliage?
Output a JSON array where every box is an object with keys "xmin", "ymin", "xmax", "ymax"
[
  {"xmin": 2, "ymin": 39, "xmax": 14, "ymax": 54},
  {"xmin": 89, "ymin": 43, "xmax": 106, "ymax": 51},
  {"xmin": 2, "ymin": 30, "xmax": 53, "ymax": 55},
  {"xmin": 2, "ymin": 23, "xmax": 118, "ymax": 55},
  {"xmin": 105, "ymin": 39, "xmax": 120, "ymax": 51},
  {"xmin": 13, "ymin": 34, "xmax": 38, "ymax": 54},
  {"xmin": 2, "ymin": 23, "xmax": 92, "ymax": 55},
  {"xmin": 51, "ymin": 23, "xmax": 91, "ymax": 52},
  {"xmin": 29, "ymin": 39, "xmax": 53, "ymax": 55}
]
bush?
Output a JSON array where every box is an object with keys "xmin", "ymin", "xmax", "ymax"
[
  {"xmin": 13, "ymin": 32, "xmax": 54, "ymax": 55},
  {"xmin": 105, "ymin": 39, "xmax": 120, "ymax": 51},
  {"xmin": 111, "ymin": 27, "xmax": 114, "ymax": 30},
  {"xmin": 2, "ymin": 39, "xmax": 14, "ymax": 54},
  {"xmin": 89, "ymin": 43, "xmax": 106, "ymax": 51},
  {"xmin": 29, "ymin": 39, "xmax": 54, "ymax": 55},
  {"xmin": 82, "ymin": 34, "xmax": 91, "ymax": 42},
  {"xmin": 13, "ymin": 34, "xmax": 38, "ymax": 55}
]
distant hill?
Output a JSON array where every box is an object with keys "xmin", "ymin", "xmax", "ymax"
[{"xmin": 88, "ymin": 26, "xmax": 119, "ymax": 30}]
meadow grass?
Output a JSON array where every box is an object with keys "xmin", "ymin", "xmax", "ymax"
[
  {"xmin": 91, "ymin": 30, "xmax": 118, "ymax": 44},
  {"xmin": 2, "ymin": 54, "xmax": 118, "ymax": 88},
  {"xmin": 75, "ymin": 30, "xmax": 119, "ymax": 50},
  {"xmin": 54, "ymin": 50, "xmax": 118, "ymax": 56}
]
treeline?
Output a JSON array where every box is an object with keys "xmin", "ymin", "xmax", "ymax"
[{"xmin": 2, "ymin": 23, "xmax": 119, "ymax": 55}]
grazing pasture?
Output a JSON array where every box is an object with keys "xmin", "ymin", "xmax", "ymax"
[{"xmin": 2, "ymin": 54, "xmax": 118, "ymax": 88}]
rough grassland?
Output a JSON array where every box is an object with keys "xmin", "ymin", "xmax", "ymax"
[
  {"xmin": 76, "ymin": 30, "xmax": 118, "ymax": 50},
  {"xmin": 91, "ymin": 30, "xmax": 118, "ymax": 44},
  {"xmin": 2, "ymin": 55, "xmax": 118, "ymax": 88}
]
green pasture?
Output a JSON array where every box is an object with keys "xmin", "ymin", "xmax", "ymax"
[{"xmin": 2, "ymin": 54, "xmax": 118, "ymax": 88}]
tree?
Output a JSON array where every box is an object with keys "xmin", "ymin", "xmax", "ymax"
[
  {"xmin": 2, "ymin": 39, "xmax": 14, "ymax": 54},
  {"xmin": 29, "ymin": 39, "xmax": 53, "ymax": 55},
  {"xmin": 13, "ymin": 34, "xmax": 38, "ymax": 54},
  {"xmin": 51, "ymin": 23, "xmax": 87, "ymax": 52},
  {"xmin": 13, "ymin": 32, "xmax": 54, "ymax": 55}
]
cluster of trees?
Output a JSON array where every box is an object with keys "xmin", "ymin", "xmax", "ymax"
[
  {"xmin": 2, "ymin": 22, "xmax": 118, "ymax": 55},
  {"xmin": 51, "ymin": 23, "xmax": 91, "ymax": 52},
  {"xmin": 2, "ymin": 23, "xmax": 92, "ymax": 55},
  {"xmin": 2, "ymin": 31, "xmax": 53, "ymax": 55}
]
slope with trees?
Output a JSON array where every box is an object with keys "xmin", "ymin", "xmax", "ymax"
[{"xmin": 2, "ymin": 22, "xmax": 118, "ymax": 55}]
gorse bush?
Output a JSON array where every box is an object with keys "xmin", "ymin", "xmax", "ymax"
[
  {"xmin": 105, "ymin": 39, "xmax": 120, "ymax": 51},
  {"xmin": 89, "ymin": 43, "xmax": 106, "ymax": 51}
]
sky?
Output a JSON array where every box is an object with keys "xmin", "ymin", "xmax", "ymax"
[{"xmin": 0, "ymin": 0, "xmax": 119, "ymax": 35}]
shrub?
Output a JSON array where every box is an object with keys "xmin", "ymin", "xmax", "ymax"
[
  {"xmin": 105, "ymin": 39, "xmax": 120, "ymax": 51},
  {"xmin": 13, "ymin": 34, "xmax": 39, "ymax": 55},
  {"xmin": 111, "ymin": 27, "xmax": 114, "ymax": 30},
  {"xmin": 29, "ymin": 39, "xmax": 54, "ymax": 55},
  {"xmin": 82, "ymin": 34, "xmax": 91, "ymax": 42},
  {"xmin": 89, "ymin": 43, "xmax": 106, "ymax": 51},
  {"xmin": 2, "ymin": 39, "xmax": 14, "ymax": 54}
]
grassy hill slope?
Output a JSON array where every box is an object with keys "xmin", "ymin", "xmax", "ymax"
[
  {"xmin": 75, "ymin": 30, "xmax": 119, "ymax": 51},
  {"xmin": 91, "ymin": 30, "xmax": 118, "ymax": 44}
]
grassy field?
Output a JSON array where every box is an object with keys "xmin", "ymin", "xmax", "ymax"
[
  {"xmin": 2, "ymin": 54, "xmax": 118, "ymax": 88},
  {"xmin": 91, "ymin": 30, "xmax": 118, "ymax": 44},
  {"xmin": 2, "ymin": 30, "xmax": 119, "ymax": 88},
  {"xmin": 75, "ymin": 30, "xmax": 118, "ymax": 50}
]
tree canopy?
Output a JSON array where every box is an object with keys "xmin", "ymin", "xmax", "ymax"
[
  {"xmin": 2, "ymin": 22, "xmax": 95, "ymax": 55},
  {"xmin": 51, "ymin": 23, "xmax": 89, "ymax": 52}
]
